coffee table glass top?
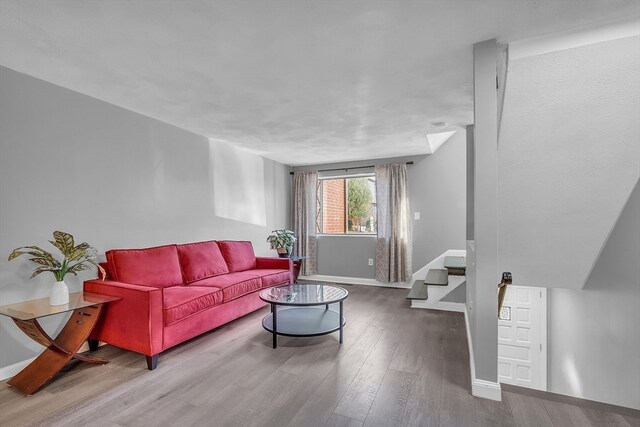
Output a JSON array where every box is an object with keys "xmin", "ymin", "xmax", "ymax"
[{"xmin": 259, "ymin": 283, "xmax": 348, "ymax": 306}]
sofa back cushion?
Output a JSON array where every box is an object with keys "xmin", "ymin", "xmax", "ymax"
[
  {"xmin": 217, "ymin": 241, "xmax": 257, "ymax": 272},
  {"xmin": 177, "ymin": 240, "xmax": 229, "ymax": 283},
  {"xmin": 106, "ymin": 244, "xmax": 183, "ymax": 288}
]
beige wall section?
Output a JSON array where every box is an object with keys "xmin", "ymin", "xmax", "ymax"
[{"xmin": 0, "ymin": 66, "xmax": 291, "ymax": 369}]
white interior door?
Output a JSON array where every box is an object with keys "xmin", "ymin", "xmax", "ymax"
[{"xmin": 497, "ymin": 285, "xmax": 547, "ymax": 390}]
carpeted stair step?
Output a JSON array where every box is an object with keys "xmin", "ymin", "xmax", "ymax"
[
  {"xmin": 407, "ymin": 279, "xmax": 428, "ymax": 300},
  {"xmin": 425, "ymin": 268, "xmax": 449, "ymax": 286},
  {"xmin": 444, "ymin": 256, "xmax": 466, "ymax": 276}
]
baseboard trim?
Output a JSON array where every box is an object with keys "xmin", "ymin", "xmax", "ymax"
[
  {"xmin": 501, "ymin": 383, "xmax": 640, "ymax": 417},
  {"xmin": 0, "ymin": 357, "xmax": 35, "ymax": 381},
  {"xmin": 300, "ymin": 274, "xmax": 411, "ymax": 289},
  {"xmin": 472, "ymin": 378, "xmax": 503, "ymax": 401},
  {"xmin": 464, "ymin": 308, "xmax": 502, "ymax": 401},
  {"xmin": 410, "ymin": 300, "xmax": 467, "ymax": 312}
]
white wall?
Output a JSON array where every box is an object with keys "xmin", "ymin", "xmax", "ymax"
[
  {"xmin": 548, "ymin": 181, "xmax": 640, "ymax": 410},
  {"xmin": 293, "ymin": 131, "xmax": 466, "ymax": 281},
  {"xmin": 497, "ymin": 34, "xmax": 640, "ymax": 409},
  {"xmin": 0, "ymin": 66, "xmax": 291, "ymax": 370},
  {"xmin": 498, "ymin": 35, "xmax": 640, "ymax": 290},
  {"xmin": 411, "ymin": 130, "xmax": 466, "ymax": 270}
]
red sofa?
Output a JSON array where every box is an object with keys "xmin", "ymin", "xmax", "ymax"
[{"xmin": 83, "ymin": 240, "xmax": 292, "ymax": 369}]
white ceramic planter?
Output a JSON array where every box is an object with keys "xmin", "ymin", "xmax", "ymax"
[{"xmin": 50, "ymin": 280, "xmax": 69, "ymax": 306}]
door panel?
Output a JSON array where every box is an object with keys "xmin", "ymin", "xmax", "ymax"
[{"xmin": 497, "ymin": 285, "xmax": 546, "ymax": 390}]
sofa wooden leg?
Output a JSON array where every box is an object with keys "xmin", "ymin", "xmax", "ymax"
[
  {"xmin": 88, "ymin": 339, "xmax": 99, "ymax": 352},
  {"xmin": 146, "ymin": 354, "xmax": 159, "ymax": 370}
]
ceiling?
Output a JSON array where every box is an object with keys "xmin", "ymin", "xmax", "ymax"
[{"xmin": 1, "ymin": 0, "xmax": 638, "ymax": 166}]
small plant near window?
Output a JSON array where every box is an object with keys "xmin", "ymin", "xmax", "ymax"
[{"xmin": 266, "ymin": 229, "xmax": 297, "ymax": 258}]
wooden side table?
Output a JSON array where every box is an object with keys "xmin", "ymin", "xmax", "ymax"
[
  {"xmin": 0, "ymin": 292, "xmax": 120, "ymax": 395},
  {"xmin": 289, "ymin": 256, "xmax": 307, "ymax": 282}
]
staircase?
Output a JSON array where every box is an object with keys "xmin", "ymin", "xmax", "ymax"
[{"xmin": 407, "ymin": 249, "xmax": 467, "ymax": 312}]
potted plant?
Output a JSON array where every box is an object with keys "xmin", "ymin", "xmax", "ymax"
[
  {"xmin": 8, "ymin": 230, "xmax": 106, "ymax": 306},
  {"xmin": 266, "ymin": 229, "xmax": 297, "ymax": 258}
]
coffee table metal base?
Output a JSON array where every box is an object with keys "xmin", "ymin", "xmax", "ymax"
[{"xmin": 262, "ymin": 304, "xmax": 345, "ymax": 348}]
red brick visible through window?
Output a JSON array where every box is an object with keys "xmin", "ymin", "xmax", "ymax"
[{"xmin": 322, "ymin": 179, "xmax": 345, "ymax": 233}]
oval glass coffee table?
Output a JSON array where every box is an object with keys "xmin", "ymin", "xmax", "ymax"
[{"xmin": 259, "ymin": 283, "xmax": 348, "ymax": 349}]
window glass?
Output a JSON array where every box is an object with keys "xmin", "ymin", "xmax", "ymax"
[{"xmin": 318, "ymin": 176, "xmax": 376, "ymax": 234}]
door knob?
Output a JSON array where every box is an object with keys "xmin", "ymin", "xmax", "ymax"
[{"xmin": 498, "ymin": 272, "xmax": 512, "ymax": 316}]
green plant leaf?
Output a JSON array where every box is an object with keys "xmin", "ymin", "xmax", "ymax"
[
  {"xmin": 68, "ymin": 263, "xmax": 88, "ymax": 275},
  {"xmin": 21, "ymin": 245, "xmax": 51, "ymax": 254},
  {"xmin": 8, "ymin": 250, "xmax": 26, "ymax": 261},
  {"xmin": 30, "ymin": 267, "xmax": 56, "ymax": 279},
  {"xmin": 68, "ymin": 246, "xmax": 88, "ymax": 261},
  {"xmin": 17, "ymin": 250, "xmax": 60, "ymax": 267},
  {"xmin": 49, "ymin": 239, "xmax": 63, "ymax": 254},
  {"xmin": 53, "ymin": 231, "xmax": 75, "ymax": 257},
  {"xmin": 9, "ymin": 246, "xmax": 54, "ymax": 262},
  {"xmin": 29, "ymin": 257, "xmax": 57, "ymax": 267},
  {"xmin": 52, "ymin": 231, "xmax": 74, "ymax": 256},
  {"xmin": 266, "ymin": 229, "xmax": 296, "ymax": 250},
  {"xmin": 74, "ymin": 242, "xmax": 90, "ymax": 251},
  {"xmin": 10, "ymin": 246, "xmax": 47, "ymax": 259},
  {"xmin": 29, "ymin": 251, "xmax": 60, "ymax": 267}
]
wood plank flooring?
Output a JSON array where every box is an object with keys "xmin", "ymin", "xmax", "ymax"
[{"xmin": 0, "ymin": 284, "xmax": 638, "ymax": 427}]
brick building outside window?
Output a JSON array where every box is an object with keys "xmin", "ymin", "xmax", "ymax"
[{"xmin": 318, "ymin": 175, "xmax": 376, "ymax": 234}]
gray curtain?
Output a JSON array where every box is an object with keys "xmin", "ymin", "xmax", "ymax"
[
  {"xmin": 375, "ymin": 163, "xmax": 412, "ymax": 283},
  {"xmin": 293, "ymin": 171, "xmax": 318, "ymax": 276}
]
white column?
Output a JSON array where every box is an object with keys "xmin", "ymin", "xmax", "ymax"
[{"xmin": 472, "ymin": 38, "xmax": 499, "ymax": 390}]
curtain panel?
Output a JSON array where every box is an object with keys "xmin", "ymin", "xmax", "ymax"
[
  {"xmin": 293, "ymin": 171, "xmax": 318, "ymax": 276},
  {"xmin": 375, "ymin": 163, "xmax": 412, "ymax": 283}
]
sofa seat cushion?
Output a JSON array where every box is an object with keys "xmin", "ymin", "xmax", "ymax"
[
  {"xmin": 177, "ymin": 241, "xmax": 229, "ymax": 283},
  {"xmin": 250, "ymin": 269, "xmax": 291, "ymax": 288},
  {"xmin": 163, "ymin": 286, "xmax": 223, "ymax": 326},
  {"xmin": 189, "ymin": 271, "xmax": 261, "ymax": 302},
  {"xmin": 217, "ymin": 241, "xmax": 257, "ymax": 272},
  {"xmin": 106, "ymin": 244, "xmax": 183, "ymax": 288}
]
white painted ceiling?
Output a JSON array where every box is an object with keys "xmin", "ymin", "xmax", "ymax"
[{"xmin": 1, "ymin": 0, "xmax": 638, "ymax": 165}]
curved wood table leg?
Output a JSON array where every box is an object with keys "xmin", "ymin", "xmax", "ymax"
[{"xmin": 8, "ymin": 304, "xmax": 106, "ymax": 395}]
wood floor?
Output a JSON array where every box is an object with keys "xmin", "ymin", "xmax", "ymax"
[{"xmin": 1, "ymin": 284, "xmax": 638, "ymax": 427}]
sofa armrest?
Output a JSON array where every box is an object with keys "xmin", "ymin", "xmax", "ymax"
[
  {"xmin": 255, "ymin": 257, "xmax": 294, "ymax": 284},
  {"xmin": 255, "ymin": 257, "xmax": 292, "ymax": 270},
  {"xmin": 84, "ymin": 279, "xmax": 164, "ymax": 357}
]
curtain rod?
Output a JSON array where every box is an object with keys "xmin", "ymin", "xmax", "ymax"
[{"xmin": 290, "ymin": 161, "xmax": 413, "ymax": 175}]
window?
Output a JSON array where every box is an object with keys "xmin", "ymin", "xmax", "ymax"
[{"xmin": 318, "ymin": 175, "xmax": 377, "ymax": 234}]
